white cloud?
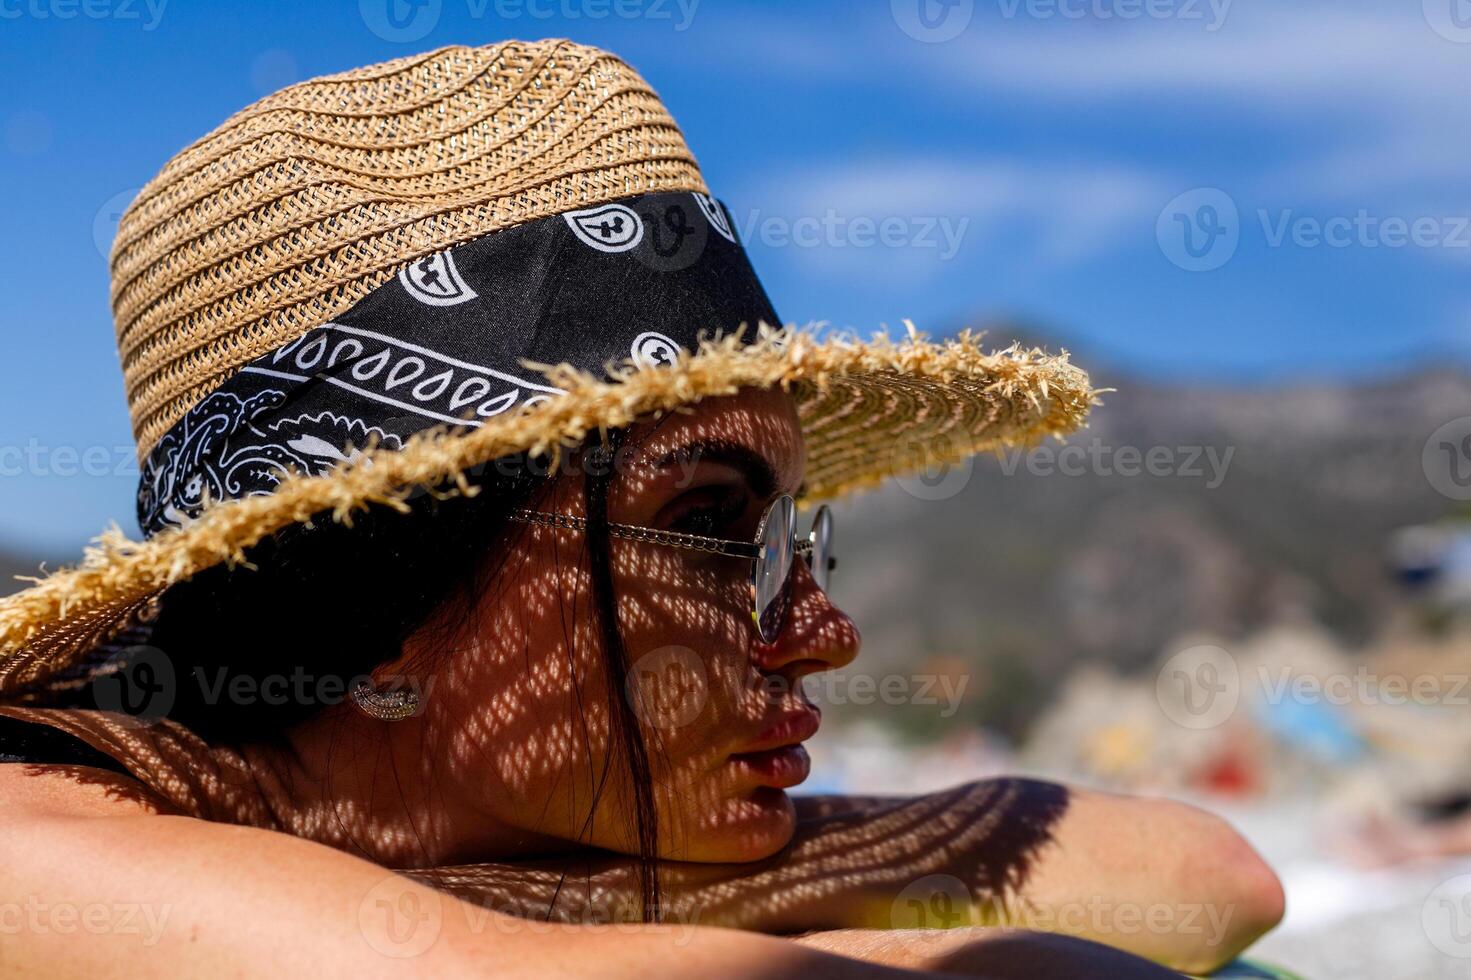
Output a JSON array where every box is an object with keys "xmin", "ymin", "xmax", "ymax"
[
  {"xmin": 920, "ymin": 5, "xmax": 1447, "ymax": 101},
  {"xmin": 933, "ymin": 3, "xmax": 1471, "ymax": 202},
  {"xmin": 695, "ymin": 1, "xmax": 1469, "ymax": 278},
  {"xmin": 737, "ymin": 156, "xmax": 1171, "ymax": 281}
]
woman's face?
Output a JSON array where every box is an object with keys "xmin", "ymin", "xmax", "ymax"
[{"xmin": 414, "ymin": 387, "xmax": 860, "ymax": 863}]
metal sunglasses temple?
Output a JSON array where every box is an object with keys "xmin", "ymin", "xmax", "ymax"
[{"xmin": 508, "ymin": 508, "xmax": 815, "ymax": 561}]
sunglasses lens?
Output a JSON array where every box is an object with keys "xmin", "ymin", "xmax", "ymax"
[
  {"xmin": 752, "ymin": 495, "xmax": 796, "ymax": 643},
  {"xmin": 808, "ymin": 505, "xmax": 834, "ymax": 593}
]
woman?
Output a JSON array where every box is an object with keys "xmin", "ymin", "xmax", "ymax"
[{"xmin": 0, "ymin": 40, "xmax": 1281, "ymax": 977}]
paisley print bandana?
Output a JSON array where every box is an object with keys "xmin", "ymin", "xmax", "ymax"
[{"xmin": 136, "ymin": 192, "xmax": 775, "ymax": 538}]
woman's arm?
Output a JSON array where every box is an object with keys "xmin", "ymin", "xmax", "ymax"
[
  {"xmin": 803, "ymin": 782, "xmax": 1282, "ymax": 974},
  {"xmin": 985, "ymin": 784, "xmax": 1285, "ymax": 974},
  {"xmin": 794, "ymin": 782, "xmax": 1284, "ymax": 973},
  {"xmin": 429, "ymin": 779, "xmax": 1283, "ymax": 975},
  {"xmin": 0, "ymin": 765, "xmax": 1186, "ymax": 979},
  {"xmin": 0, "ymin": 765, "xmax": 946, "ymax": 980}
]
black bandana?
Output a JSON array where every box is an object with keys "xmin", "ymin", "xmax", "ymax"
[{"xmin": 136, "ymin": 192, "xmax": 777, "ymax": 538}]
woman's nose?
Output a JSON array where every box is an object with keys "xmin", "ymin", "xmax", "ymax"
[{"xmin": 752, "ymin": 558, "xmax": 860, "ymax": 677}]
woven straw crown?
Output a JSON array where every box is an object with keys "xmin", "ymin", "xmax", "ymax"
[{"xmin": 113, "ymin": 39, "xmax": 705, "ymax": 459}]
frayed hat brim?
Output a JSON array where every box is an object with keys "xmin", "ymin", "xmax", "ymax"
[{"xmin": 0, "ymin": 325, "xmax": 1094, "ymax": 695}]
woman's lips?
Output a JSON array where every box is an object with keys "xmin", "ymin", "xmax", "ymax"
[
  {"xmin": 727, "ymin": 706, "xmax": 820, "ymax": 789},
  {"xmin": 741, "ymin": 706, "xmax": 821, "ymax": 753},
  {"xmin": 729, "ymin": 744, "xmax": 811, "ymax": 789}
]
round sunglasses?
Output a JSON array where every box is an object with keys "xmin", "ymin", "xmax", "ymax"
[{"xmin": 508, "ymin": 494, "xmax": 835, "ymax": 643}]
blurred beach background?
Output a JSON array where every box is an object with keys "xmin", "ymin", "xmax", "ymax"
[{"xmin": 3, "ymin": 1, "xmax": 1471, "ymax": 976}]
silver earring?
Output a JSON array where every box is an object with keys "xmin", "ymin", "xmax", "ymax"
[{"xmin": 350, "ymin": 680, "xmax": 420, "ymax": 721}]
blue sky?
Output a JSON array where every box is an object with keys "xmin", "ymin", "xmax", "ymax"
[{"xmin": 1, "ymin": 0, "xmax": 1468, "ymax": 554}]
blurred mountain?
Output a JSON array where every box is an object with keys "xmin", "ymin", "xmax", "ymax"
[{"xmin": 832, "ymin": 358, "xmax": 1471, "ymax": 740}]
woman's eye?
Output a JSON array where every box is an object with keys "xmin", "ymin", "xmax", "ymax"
[{"xmin": 668, "ymin": 487, "xmax": 749, "ymax": 537}]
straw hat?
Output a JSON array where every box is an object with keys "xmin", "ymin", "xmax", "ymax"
[{"xmin": 0, "ymin": 39, "xmax": 1094, "ymax": 696}]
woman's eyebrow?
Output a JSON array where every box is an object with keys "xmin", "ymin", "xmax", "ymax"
[{"xmin": 652, "ymin": 439, "xmax": 779, "ymax": 497}]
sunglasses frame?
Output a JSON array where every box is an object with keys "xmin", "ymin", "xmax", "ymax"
[{"xmin": 508, "ymin": 494, "xmax": 834, "ymax": 642}]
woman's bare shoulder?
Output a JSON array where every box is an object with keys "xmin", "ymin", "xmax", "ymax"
[{"xmin": 0, "ymin": 762, "xmax": 170, "ymax": 820}]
